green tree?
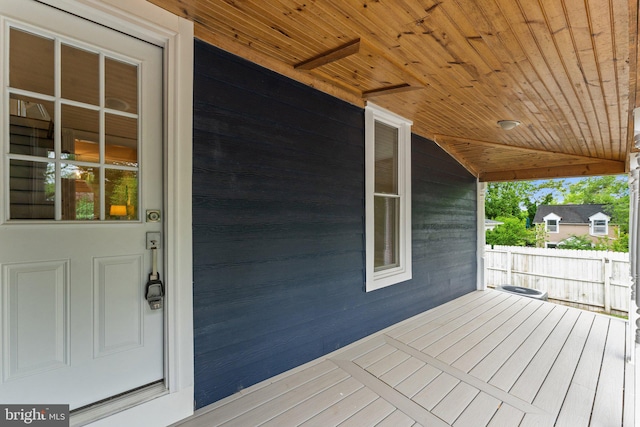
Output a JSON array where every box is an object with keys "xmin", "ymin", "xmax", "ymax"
[
  {"xmin": 563, "ymin": 176, "xmax": 629, "ymax": 251},
  {"xmin": 485, "ymin": 182, "xmax": 533, "ymax": 220},
  {"xmin": 486, "ymin": 217, "xmax": 535, "ymax": 246},
  {"xmin": 612, "ymin": 233, "xmax": 629, "ymax": 252},
  {"xmin": 563, "ymin": 176, "xmax": 628, "ymax": 228},
  {"xmin": 485, "ymin": 181, "xmax": 559, "ymax": 226}
]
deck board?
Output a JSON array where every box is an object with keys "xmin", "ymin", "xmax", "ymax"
[
  {"xmin": 408, "ymin": 293, "xmax": 508, "ymax": 351},
  {"xmin": 259, "ymin": 377, "xmax": 363, "ymax": 427},
  {"xmin": 452, "ymin": 301, "xmax": 554, "ymax": 374},
  {"xmin": 221, "ymin": 368, "xmax": 350, "ymax": 426},
  {"xmin": 523, "ymin": 313, "xmax": 594, "ymax": 416},
  {"xmin": 437, "ymin": 297, "xmax": 538, "ymax": 364},
  {"xmin": 364, "ymin": 348, "xmax": 411, "ymax": 377},
  {"xmin": 452, "ymin": 392, "xmax": 501, "ymax": 427},
  {"xmin": 378, "ymin": 356, "xmax": 426, "ymax": 387},
  {"xmin": 486, "ymin": 404, "xmax": 525, "ymax": 427},
  {"xmin": 394, "ymin": 363, "xmax": 442, "ymax": 398},
  {"xmin": 422, "ymin": 296, "xmax": 523, "ymax": 357},
  {"xmin": 412, "ymin": 373, "xmax": 460, "ymax": 411},
  {"xmin": 395, "ymin": 292, "xmax": 502, "ymax": 345},
  {"xmin": 468, "ymin": 303, "xmax": 560, "ymax": 382},
  {"xmin": 203, "ymin": 360, "xmax": 338, "ymax": 425},
  {"xmin": 374, "ymin": 409, "xmax": 416, "ymax": 427},
  {"xmin": 508, "ymin": 308, "xmax": 583, "ymax": 402},
  {"xmin": 388, "ymin": 291, "xmax": 488, "ymax": 338},
  {"xmin": 431, "ymin": 381, "xmax": 479, "ymax": 424},
  {"xmin": 298, "ymin": 387, "xmax": 378, "ymax": 426},
  {"xmin": 353, "ymin": 343, "xmax": 396, "ymax": 369},
  {"xmin": 337, "ymin": 397, "xmax": 395, "ymax": 426},
  {"xmin": 590, "ymin": 318, "xmax": 626, "ymax": 426},
  {"xmin": 174, "ymin": 290, "xmax": 632, "ymax": 427}
]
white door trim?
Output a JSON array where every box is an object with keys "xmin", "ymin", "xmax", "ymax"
[{"xmin": 30, "ymin": 0, "xmax": 194, "ymax": 425}]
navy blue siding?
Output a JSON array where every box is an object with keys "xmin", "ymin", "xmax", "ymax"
[{"xmin": 193, "ymin": 39, "xmax": 478, "ymax": 408}]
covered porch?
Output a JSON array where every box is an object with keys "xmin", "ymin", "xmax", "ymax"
[{"xmin": 175, "ymin": 290, "xmax": 633, "ymax": 427}]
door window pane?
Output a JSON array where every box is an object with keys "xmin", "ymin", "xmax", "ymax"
[
  {"xmin": 374, "ymin": 196, "xmax": 399, "ymax": 270},
  {"xmin": 9, "ymin": 28, "xmax": 54, "ymax": 95},
  {"xmin": 106, "ymin": 114, "xmax": 138, "ymax": 166},
  {"xmin": 62, "ymin": 44, "xmax": 99, "ymax": 105},
  {"xmin": 61, "ymin": 164, "xmax": 99, "ymax": 220},
  {"xmin": 9, "ymin": 160, "xmax": 55, "ymax": 219},
  {"xmin": 6, "ymin": 25, "xmax": 142, "ymax": 222},
  {"xmin": 62, "ymin": 105, "xmax": 99, "ymax": 162},
  {"xmin": 374, "ymin": 121, "xmax": 398, "ymax": 194},
  {"xmin": 105, "ymin": 58, "xmax": 138, "ymax": 114},
  {"xmin": 106, "ymin": 169, "xmax": 138, "ymax": 220},
  {"xmin": 9, "ymin": 94, "xmax": 54, "ymax": 158}
]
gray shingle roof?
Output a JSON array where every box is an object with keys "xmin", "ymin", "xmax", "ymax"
[{"xmin": 532, "ymin": 204, "xmax": 610, "ymax": 224}]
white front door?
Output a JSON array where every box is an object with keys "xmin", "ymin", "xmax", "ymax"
[{"xmin": 0, "ymin": 0, "xmax": 164, "ymax": 410}]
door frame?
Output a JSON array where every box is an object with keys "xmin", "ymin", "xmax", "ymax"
[{"xmin": 28, "ymin": 0, "xmax": 195, "ymax": 425}]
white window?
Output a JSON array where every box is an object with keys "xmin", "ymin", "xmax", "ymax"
[
  {"xmin": 365, "ymin": 103, "xmax": 412, "ymax": 291},
  {"xmin": 592, "ymin": 220, "xmax": 607, "ymax": 234},
  {"xmin": 589, "ymin": 212, "xmax": 610, "ymax": 235},
  {"xmin": 543, "ymin": 213, "xmax": 561, "ymax": 233}
]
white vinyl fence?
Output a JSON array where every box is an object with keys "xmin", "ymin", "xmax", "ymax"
[{"xmin": 485, "ymin": 245, "xmax": 631, "ymax": 315}]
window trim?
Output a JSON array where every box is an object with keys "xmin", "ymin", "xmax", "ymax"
[
  {"xmin": 589, "ymin": 212, "xmax": 610, "ymax": 235},
  {"xmin": 543, "ymin": 213, "xmax": 561, "ymax": 233},
  {"xmin": 365, "ymin": 103, "xmax": 412, "ymax": 292}
]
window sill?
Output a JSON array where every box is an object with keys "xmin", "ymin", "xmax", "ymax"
[{"xmin": 366, "ymin": 266, "xmax": 412, "ymax": 292}]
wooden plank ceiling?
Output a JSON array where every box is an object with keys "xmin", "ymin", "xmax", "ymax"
[{"xmin": 149, "ymin": 0, "xmax": 640, "ymax": 181}]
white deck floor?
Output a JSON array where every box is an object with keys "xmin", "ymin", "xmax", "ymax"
[{"xmin": 175, "ymin": 290, "xmax": 635, "ymax": 427}]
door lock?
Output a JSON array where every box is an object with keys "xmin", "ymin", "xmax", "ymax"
[
  {"xmin": 146, "ymin": 274, "xmax": 164, "ymax": 310},
  {"xmin": 145, "ymin": 232, "xmax": 164, "ymax": 310},
  {"xmin": 146, "ymin": 232, "xmax": 161, "ymax": 250},
  {"xmin": 146, "ymin": 210, "xmax": 161, "ymax": 222}
]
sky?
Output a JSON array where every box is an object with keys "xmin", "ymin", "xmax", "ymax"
[{"xmin": 529, "ymin": 175, "xmax": 627, "ymax": 203}]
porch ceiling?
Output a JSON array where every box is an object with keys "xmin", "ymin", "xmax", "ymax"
[{"xmin": 150, "ymin": 0, "xmax": 640, "ymax": 181}]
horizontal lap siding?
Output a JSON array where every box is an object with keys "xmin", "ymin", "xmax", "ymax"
[{"xmin": 193, "ymin": 40, "xmax": 477, "ymax": 408}]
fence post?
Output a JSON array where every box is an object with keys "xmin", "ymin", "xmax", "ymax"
[
  {"xmin": 603, "ymin": 257, "xmax": 611, "ymax": 314},
  {"xmin": 506, "ymin": 248, "xmax": 512, "ymax": 284}
]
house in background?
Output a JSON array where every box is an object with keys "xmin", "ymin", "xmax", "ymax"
[
  {"xmin": 1, "ymin": 0, "xmax": 639, "ymax": 426},
  {"xmin": 485, "ymin": 219, "xmax": 504, "ymax": 231},
  {"xmin": 532, "ymin": 204, "xmax": 618, "ymax": 248}
]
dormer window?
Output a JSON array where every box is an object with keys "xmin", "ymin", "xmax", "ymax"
[
  {"xmin": 592, "ymin": 220, "xmax": 606, "ymax": 234},
  {"xmin": 589, "ymin": 212, "xmax": 610, "ymax": 235},
  {"xmin": 543, "ymin": 213, "xmax": 561, "ymax": 233}
]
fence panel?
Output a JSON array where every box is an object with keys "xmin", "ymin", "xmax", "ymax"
[{"xmin": 485, "ymin": 245, "xmax": 630, "ymax": 314}]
